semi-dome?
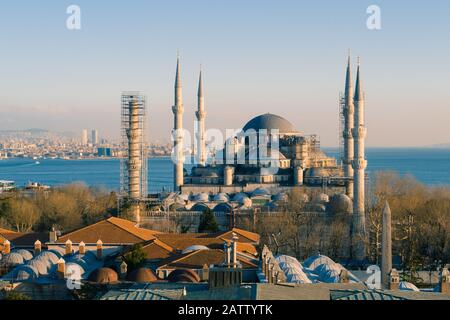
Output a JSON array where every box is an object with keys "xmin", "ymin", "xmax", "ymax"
[
  {"xmin": 242, "ymin": 113, "xmax": 297, "ymax": 134},
  {"xmin": 167, "ymin": 269, "xmax": 201, "ymax": 283},
  {"xmin": 88, "ymin": 267, "xmax": 118, "ymax": 283},
  {"xmin": 127, "ymin": 267, "xmax": 158, "ymax": 283}
]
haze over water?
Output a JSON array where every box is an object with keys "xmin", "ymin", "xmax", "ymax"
[{"xmin": 1, "ymin": 148, "xmax": 449, "ymax": 192}]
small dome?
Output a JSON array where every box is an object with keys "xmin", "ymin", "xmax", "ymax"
[
  {"xmin": 37, "ymin": 251, "xmax": 59, "ymax": 264},
  {"xmin": 213, "ymin": 193, "xmax": 230, "ymax": 202},
  {"xmin": 190, "ymin": 203, "xmax": 210, "ymax": 212},
  {"xmin": 13, "ymin": 249, "xmax": 33, "ymax": 261},
  {"xmin": 65, "ymin": 262, "xmax": 85, "ymax": 277},
  {"xmin": 88, "ymin": 267, "xmax": 119, "ymax": 284},
  {"xmin": 182, "ymin": 245, "xmax": 210, "ymax": 254},
  {"xmin": 329, "ymin": 194, "xmax": 352, "ymax": 214},
  {"xmin": 213, "ymin": 202, "xmax": 233, "ymax": 213},
  {"xmin": 195, "ymin": 193, "xmax": 210, "ymax": 202},
  {"xmin": 1, "ymin": 253, "xmax": 25, "ymax": 267},
  {"xmin": 232, "ymin": 193, "xmax": 249, "ymax": 202},
  {"xmin": 11, "ymin": 265, "xmax": 39, "ymax": 282},
  {"xmin": 127, "ymin": 268, "xmax": 158, "ymax": 283},
  {"xmin": 399, "ymin": 281, "xmax": 420, "ymax": 292},
  {"xmin": 251, "ymin": 188, "xmax": 271, "ymax": 197},
  {"xmin": 167, "ymin": 269, "xmax": 200, "ymax": 283},
  {"xmin": 48, "ymin": 247, "xmax": 65, "ymax": 258},
  {"xmin": 27, "ymin": 259, "xmax": 48, "ymax": 276},
  {"xmin": 303, "ymin": 254, "xmax": 336, "ymax": 270}
]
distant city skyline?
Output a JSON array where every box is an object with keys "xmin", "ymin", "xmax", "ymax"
[{"xmin": 0, "ymin": 0, "xmax": 449, "ymax": 147}]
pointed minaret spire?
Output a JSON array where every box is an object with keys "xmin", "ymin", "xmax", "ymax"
[
  {"xmin": 172, "ymin": 53, "xmax": 184, "ymax": 191},
  {"xmin": 354, "ymin": 57, "xmax": 364, "ymax": 102},
  {"xmin": 343, "ymin": 51, "xmax": 355, "ymax": 199},
  {"xmin": 195, "ymin": 66, "xmax": 207, "ymax": 166},
  {"xmin": 351, "ymin": 55, "xmax": 368, "ymax": 261}
]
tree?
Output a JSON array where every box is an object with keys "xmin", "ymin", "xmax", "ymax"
[
  {"xmin": 4, "ymin": 197, "xmax": 39, "ymax": 232},
  {"xmin": 198, "ymin": 208, "xmax": 219, "ymax": 233},
  {"xmin": 123, "ymin": 244, "xmax": 146, "ymax": 271}
]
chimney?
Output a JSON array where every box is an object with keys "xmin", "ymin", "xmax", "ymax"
[
  {"xmin": 49, "ymin": 227, "xmax": 58, "ymax": 243},
  {"xmin": 57, "ymin": 258, "xmax": 66, "ymax": 279},
  {"xmin": 223, "ymin": 242, "xmax": 231, "ymax": 266},
  {"xmin": 339, "ymin": 269, "xmax": 349, "ymax": 283},
  {"xmin": 34, "ymin": 240, "xmax": 42, "ymax": 255},
  {"xmin": 268, "ymin": 264, "xmax": 273, "ymax": 284},
  {"xmin": 231, "ymin": 233, "xmax": 238, "ymax": 268},
  {"xmin": 389, "ymin": 269, "xmax": 400, "ymax": 290},
  {"xmin": 65, "ymin": 239, "xmax": 73, "ymax": 256},
  {"xmin": 3, "ymin": 239, "xmax": 10, "ymax": 254},
  {"xmin": 439, "ymin": 267, "xmax": 450, "ymax": 295},
  {"xmin": 97, "ymin": 239, "xmax": 103, "ymax": 259},
  {"xmin": 79, "ymin": 241, "xmax": 85, "ymax": 255},
  {"xmin": 120, "ymin": 261, "xmax": 128, "ymax": 279}
]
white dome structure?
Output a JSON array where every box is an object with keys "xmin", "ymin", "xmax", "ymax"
[
  {"xmin": 195, "ymin": 193, "xmax": 210, "ymax": 202},
  {"xmin": 251, "ymin": 188, "xmax": 271, "ymax": 197},
  {"xmin": 10, "ymin": 265, "xmax": 39, "ymax": 282},
  {"xmin": 181, "ymin": 245, "xmax": 210, "ymax": 254},
  {"xmin": 27, "ymin": 259, "xmax": 49, "ymax": 276},
  {"xmin": 399, "ymin": 281, "xmax": 420, "ymax": 292},
  {"xmin": 213, "ymin": 193, "xmax": 230, "ymax": 202},
  {"xmin": 232, "ymin": 192, "xmax": 249, "ymax": 202},
  {"xmin": 303, "ymin": 254, "xmax": 336, "ymax": 270},
  {"xmin": 1, "ymin": 252, "xmax": 25, "ymax": 267},
  {"xmin": 13, "ymin": 249, "xmax": 33, "ymax": 261}
]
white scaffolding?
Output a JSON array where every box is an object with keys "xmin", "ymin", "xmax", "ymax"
[{"xmin": 119, "ymin": 92, "xmax": 148, "ymax": 213}]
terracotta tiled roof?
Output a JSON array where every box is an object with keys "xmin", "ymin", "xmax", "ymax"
[
  {"xmin": 157, "ymin": 249, "xmax": 257, "ymax": 270},
  {"xmin": 140, "ymin": 239, "xmax": 175, "ymax": 260},
  {"xmin": 0, "ymin": 227, "xmax": 16, "ymax": 234},
  {"xmin": 211, "ymin": 228, "xmax": 260, "ymax": 244},
  {"xmin": 56, "ymin": 217, "xmax": 159, "ymax": 244}
]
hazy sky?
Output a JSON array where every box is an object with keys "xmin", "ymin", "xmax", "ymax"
[{"xmin": 0, "ymin": 0, "xmax": 449, "ymax": 147}]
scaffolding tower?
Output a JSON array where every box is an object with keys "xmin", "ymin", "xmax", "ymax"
[{"xmin": 119, "ymin": 92, "xmax": 148, "ymax": 222}]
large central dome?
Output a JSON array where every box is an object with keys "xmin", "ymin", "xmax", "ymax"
[{"xmin": 242, "ymin": 113, "xmax": 297, "ymax": 134}]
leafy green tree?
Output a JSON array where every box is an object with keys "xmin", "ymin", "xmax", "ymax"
[
  {"xmin": 198, "ymin": 208, "xmax": 219, "ymax": 233},
  {"xmin": 123, "ymin": 244, "xmax": 146, "ymax": 271}
]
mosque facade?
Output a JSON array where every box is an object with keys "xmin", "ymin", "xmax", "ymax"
[{"xmin": 169, "ymin": 54, "xmax": 367, "ymax": 261}]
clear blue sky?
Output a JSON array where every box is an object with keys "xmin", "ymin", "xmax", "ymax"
[{"xmin": 0, "ymin": 0, "xmax": 449, "ymax": 147}]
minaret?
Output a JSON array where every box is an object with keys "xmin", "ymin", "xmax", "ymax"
[
  {"xmin": 172, "ymin": 55, "xmax": 184, "ymax": 191},
  {"xmin": 381, "ymin": 201, "xmax": 392, "ymax": 289},
  {"xmin": 343, "ymin": 52, "xmax": 354, "ymax": 198},
  {"xmin": 351, "ymin": 57, "xmax": 367, "ymax": 261},
  {"xmin": 195, "ymin": 68, "xmax": 207, "ymax": 166}
]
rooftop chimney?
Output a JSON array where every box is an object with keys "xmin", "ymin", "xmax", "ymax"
[
  {"xmin": 65, "ymin": 239, "xmax": 73, "ymax": 256},
  {"xmin": 57, "ymin": 258, "xmax": 66, "ymax": 279},
  {"xmin": 231, "ymin": 233, "xmax": 238, "ymax": 268},
  {"xmin": 120, "ymin": 261, "xmax": 128, "ymax": 280},
  {"xmin": 389, "ymin": 269, "xmax": 400, "ymax": 290},
  {"xmin": 3, "ymin": 239, "xmax": 10, "ymax": 254},
  {"xmin": 97, "ymin": 239, "xmax": 103, "ymax": 259},
  {"xmin": 439, "ymin": 267, "xmax": 450, "ymax": 295},
  {"xmin": 34, "ymin": 240, "xmax": 42, "ymax": 255},
  {"xmin": 49, "ymin": 227, "xmax": 58, "ymax": 243},
  {"xmin": 79, "ymin": 241, "xmax": 86, "ymax": 255}
]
